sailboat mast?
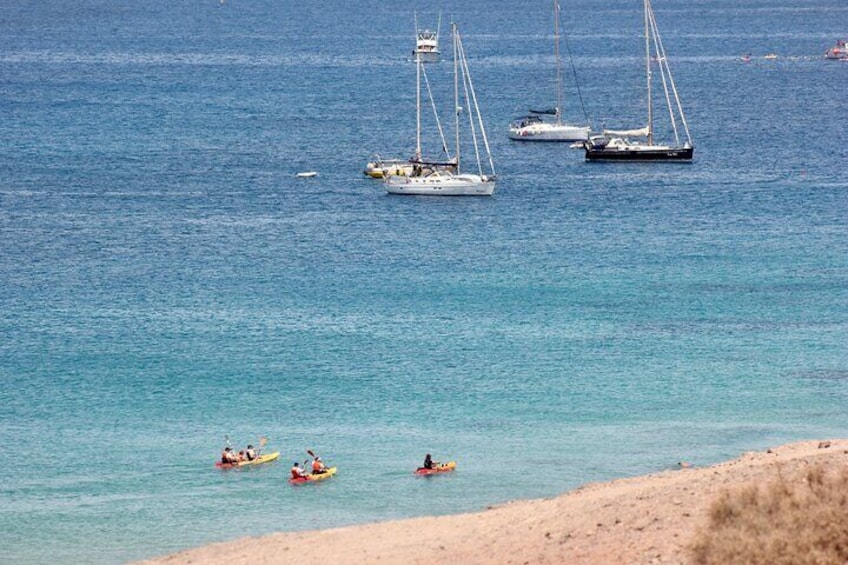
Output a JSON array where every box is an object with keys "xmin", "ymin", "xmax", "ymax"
[
  {"xmin": 644, "ymin": 0, "xmax": 653, "ymax": 146},
  {"xmin": 416, "ymin": 48, "xmax": 422, "ymax": 160},
  {"xmin": 554, "ymin": 0, "xmax": 563, "ymax": 126},
  {"xmin": 453, "ymin": 22, "xmax": 460, "ymax": 174}
]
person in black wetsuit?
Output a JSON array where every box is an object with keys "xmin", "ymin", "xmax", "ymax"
[{"xmin": 423, "ymin": 453, "xmax": 439, "ymax": 470}]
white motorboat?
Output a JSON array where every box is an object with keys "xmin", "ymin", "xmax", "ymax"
[{"xmin": 412, "ymin": 13, "xmax": 440, "ymax": 63}]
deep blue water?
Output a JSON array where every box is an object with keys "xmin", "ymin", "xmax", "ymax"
[{"xmin": 1, "ymin": 0, "xmax": 846, "ymax": 563}]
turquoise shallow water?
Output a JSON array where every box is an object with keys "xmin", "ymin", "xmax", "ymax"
[{"xmin": 1, "ymin": 0, "xmax": 847, "ymax": 563}]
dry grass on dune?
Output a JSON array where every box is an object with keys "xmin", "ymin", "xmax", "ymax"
[{"xmin": 689, "ymin": 463, "xmax": 848, "ymax": 565}]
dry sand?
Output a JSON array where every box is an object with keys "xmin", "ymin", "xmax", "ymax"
[{"xmin": 138, "ymin": 439, "xmax": 848, "ymax": 565}]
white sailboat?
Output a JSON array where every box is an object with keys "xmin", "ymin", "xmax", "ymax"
[
  {"xmin": 584, "ymin": 0, "xmax": 693, "ymax": 161},
  {"xmin": 386, "ymin": 23, "xmax": 496, "ymax": 197},
  {"xmin": 508, "ymin": 0, "xmax": 590, "ymax": 142}
]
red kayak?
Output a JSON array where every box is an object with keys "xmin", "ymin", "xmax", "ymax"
[{"xmin": 414, "ymin": 461, "xmax": 456, "ymax": 475}]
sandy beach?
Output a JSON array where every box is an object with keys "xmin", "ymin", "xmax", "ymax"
[{"xmin": 138, "ymin": 439, "xmax": 847, "ymax": 565}]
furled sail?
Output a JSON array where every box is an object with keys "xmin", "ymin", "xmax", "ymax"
[{"xmin": 603, "ymin": 127, "xmax": 649, "ymax": 137}]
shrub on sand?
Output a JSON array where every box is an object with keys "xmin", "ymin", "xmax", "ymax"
[{"xmin": 690, "ymin": 464, "xmax": 848, "ymax": 565}]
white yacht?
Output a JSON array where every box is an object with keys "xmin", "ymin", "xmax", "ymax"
[{"xmin": 412, "ymin": 13, "xmax": 440, "ymax": 63}]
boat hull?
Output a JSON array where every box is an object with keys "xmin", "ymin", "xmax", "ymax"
[
  {"xmin": 385, "ymin": 175, "xmax": 495, "ymax": 196},
  {"xmin": 584, "ymin": 144, "xmax": 693, "ymax": 162},
  {"xmin": 508, "ymin": 124, "xmax": 590, "ymax": 142},
  {"xmin": 413, "ymin": 50, "xmax": 440, "ymax": 63}
]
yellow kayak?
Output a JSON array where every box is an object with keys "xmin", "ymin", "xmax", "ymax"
[
  {"xmin": 289, "ymin": 466, "xmax": 337, "ymax": 484},
  {"xmin": 216, "ymin": 451, "xmax": 280, "ymax": 469}
]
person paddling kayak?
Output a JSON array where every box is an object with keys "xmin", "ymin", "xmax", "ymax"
[
  {"xmin": 305, "ymin": 449, "xmax": 328, "ymax": 474},
  {"xmin": 291, "ymin": 462, "xmax": 308, "ymax": 480},
  {"xmin": 311, "ymin": 455, "xmax": 328, "ymax": 475},
  {"xmin": 422, "ymin": 453, "xmax": 440, "ymax": 470},
  {"xmin": 221, "ymin": 446, "xmax": 239, "ymax": 465}
]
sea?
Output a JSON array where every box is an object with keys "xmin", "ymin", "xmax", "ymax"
[{"xmin": 1, "ymin": 0, "xmax": 846, "ymax": 563}]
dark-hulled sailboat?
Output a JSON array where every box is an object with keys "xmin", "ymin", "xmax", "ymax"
[{"xmin": 584, "ymin": 0, "xmax": 693, "ymax": 162}]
